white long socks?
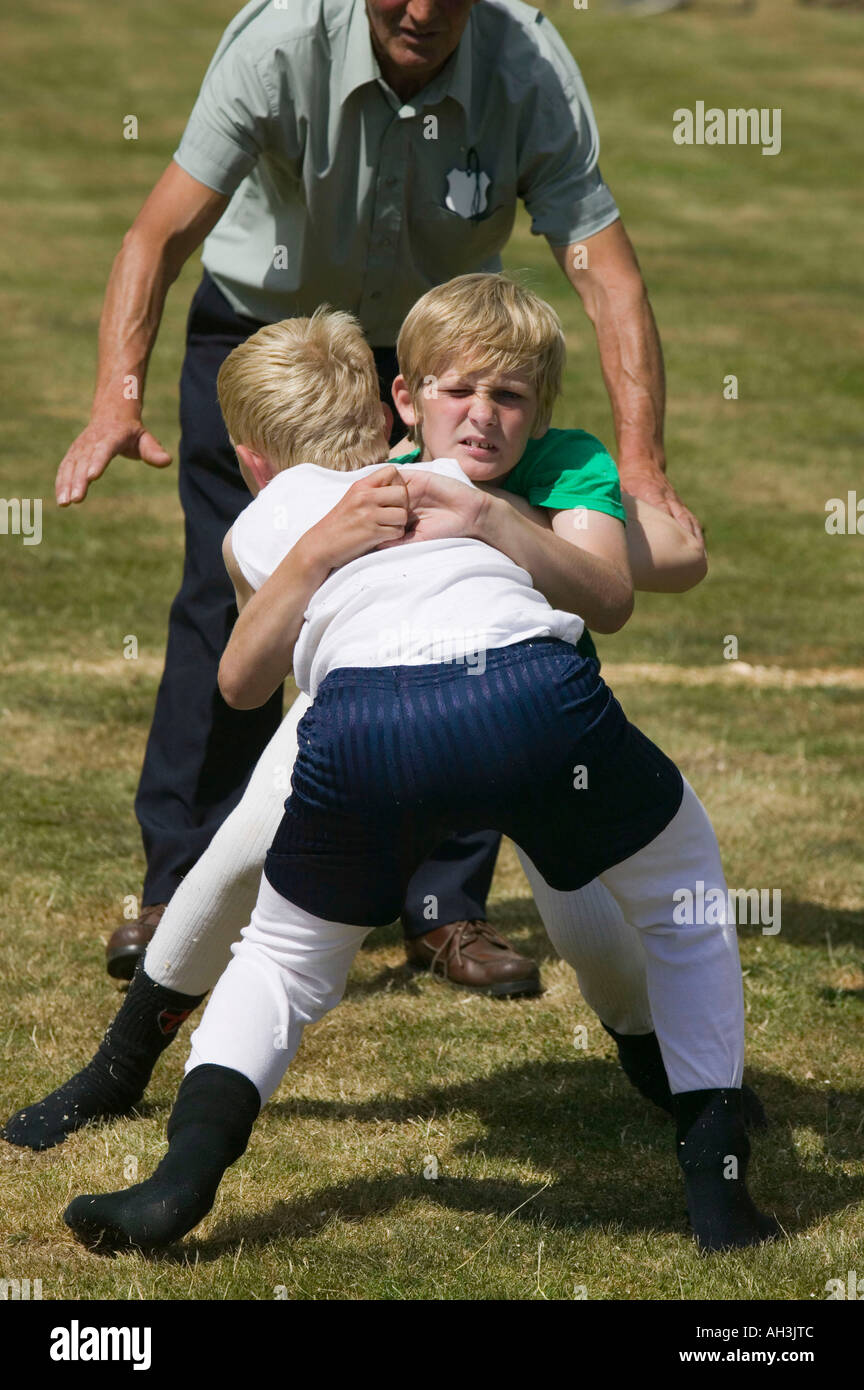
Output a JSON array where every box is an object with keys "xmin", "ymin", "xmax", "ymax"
[
  {"xmin": 144, "ymin": 693, "xmax": 312, "ymax": 995},
  {"xmin": 517, "ymin": 853, "xmax": 654, "ymax": 1034},
  {"xmin": 185, "ymin": 876, "xmax": 369, "ymax": 1104},
  {"xmin": 597, "ymin": 780, "xmax": 744, "ymax": 1094}
]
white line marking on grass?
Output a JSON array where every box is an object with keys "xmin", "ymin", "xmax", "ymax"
[{"xmin": 6, "ymin": 658, "xmax": 864, "ymax": 689}]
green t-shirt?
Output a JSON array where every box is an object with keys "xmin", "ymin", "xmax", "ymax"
[
  {"xmin": 391, "ymin": 428, "xmax": 624, "ymax": 666},
  {"xmin": 500, "ymin": 428, "xmax": 625, "ymax": 522}
]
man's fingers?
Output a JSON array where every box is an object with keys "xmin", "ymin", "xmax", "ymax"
[
  {"xmin": 138, "ymin": 431, "xmax": 173, "ymax": 467},
  {"xmin": 622, "ymin": 470, "xmax": 704, "ymax": 543},
  {"xmin": 56, "ymin": 443, "xmax": 112, "ymax": 506},
  {"xmin": 668, "ymin": 498, "xmax": 703, "ymax": 542},
  {"xmin": 55, "ymin": 453, "xmax": 78, "ymax": 505},
  {"xmin": 57, "ymin": 420, "xmax": 167, "ymax": 505}
]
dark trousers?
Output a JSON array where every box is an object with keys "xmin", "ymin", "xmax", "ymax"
[{"xmin": 135, "ymin": 272, "xmax": 499, "ymax": 935}]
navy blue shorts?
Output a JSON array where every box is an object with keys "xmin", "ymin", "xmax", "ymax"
[{"xmin": 265, "ymin": 639, "xmax": 684, "ymax": 926}]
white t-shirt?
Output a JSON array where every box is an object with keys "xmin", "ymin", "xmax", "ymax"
[{"xmin": 230, "ymin": 458, "xmax": 584, "ymax": 697}]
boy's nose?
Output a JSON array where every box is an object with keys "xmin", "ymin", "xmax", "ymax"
[{"xmin": 469, "ymin": 394, "xmax": 497, "ymax": 425}]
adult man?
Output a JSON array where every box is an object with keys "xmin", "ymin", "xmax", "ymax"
[{"xmin": 55, "ymin": 0, "xmax": 699, "ymax": 987}]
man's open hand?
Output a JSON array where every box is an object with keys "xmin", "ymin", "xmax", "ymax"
[
  {"xmin": 619, "ymin": 465, "xmax": 703, "ymax": 542},
  {"xmin": 55, "ymin": 415, "xmax": 172, "ymax": 506}
]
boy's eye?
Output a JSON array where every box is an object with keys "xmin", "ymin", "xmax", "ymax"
[{"xmin": 444, "ymin": 388, "xmax": 523, "ymax": 401}]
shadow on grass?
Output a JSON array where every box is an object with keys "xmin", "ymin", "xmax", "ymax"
[{"xmin": 135, "ymin": 1058, "xmax": 862, "ymax": 1263}]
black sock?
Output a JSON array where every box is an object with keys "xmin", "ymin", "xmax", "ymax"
[
  {"xmin": 2, "ymin": 968, "xmax": 205, "ymax": 1151},
  {"xmin": 602, "ymin": 1025, "xmax": 769, "ymax": 1129},
  {"xmin": 603, "ymin": 1024, "xmax": 673, "ymax": 1111},
  {"xmin": 673, "ymin": 1088, "xmax": 780, "ymax": 1252},
  {"xmin": 64, "ymin": 1065, "xmax": 261, "ymax": 1251}
]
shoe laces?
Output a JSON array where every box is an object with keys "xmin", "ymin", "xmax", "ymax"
[{"xmin": 428, "ymin": 919, "xmax": 506, "ymax": 975}]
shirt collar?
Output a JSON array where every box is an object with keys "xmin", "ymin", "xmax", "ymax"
[
  {"xmin": 339, "ymin": 0, "xmax": 472, "ymax": 115},
  {"xmin": 337, "ymin": 0, "xmax": 380, "ymax": 107}
]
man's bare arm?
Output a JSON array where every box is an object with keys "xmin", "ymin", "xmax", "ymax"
[
  {"xmin": 550, "ymin": 220, "xmax": 702, "ymax": 540},
  {"xmin": 56, "ymin": 162, "xmax": 229, "ymax": 506}
]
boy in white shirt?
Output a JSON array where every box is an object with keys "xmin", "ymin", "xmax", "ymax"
[{"xmin": 62, "ymin": 285, "xmax": 778, "ymax": 1254}]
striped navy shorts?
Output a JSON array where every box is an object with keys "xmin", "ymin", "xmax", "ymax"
[{"xmin": 265, "ymin": 638, "xmax": 684, "ymax": 926}]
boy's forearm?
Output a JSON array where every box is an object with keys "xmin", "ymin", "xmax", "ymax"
[
  {"xmin": 623, "ymin": 493, "xmax": 708, "ymax": 593},
  {"xmin": 475, "ymin": 497, "xmax": 633, "ymax": 633},
  {"xmin": 219, "ymin": 536, "xmax": 333, "ymax": 709}
]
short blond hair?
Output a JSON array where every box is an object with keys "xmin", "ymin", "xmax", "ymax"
[
  {"xmin": 396, "ymin": 273, "xmax": 566, "ymax": 448},
  {"xmin": 217, "ymin": 308, "xmax": 387, "ymax": 472}
]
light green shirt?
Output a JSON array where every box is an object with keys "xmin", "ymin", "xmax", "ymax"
[{"xmin": 173, "ymin": 0, "xmax": 619, "ymax": 342}]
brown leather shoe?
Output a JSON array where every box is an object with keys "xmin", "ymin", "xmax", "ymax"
[
  {"xmin": 405, "ymin": 920, "xmax": 542, "ymax": 998},
  {"xmin": 105, "ymin": 904, "xmax": 167, "ymax": 981}
]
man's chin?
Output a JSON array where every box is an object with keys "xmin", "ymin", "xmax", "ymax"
[{"xmin": 391, "ymin": 40, "xmax": 450, "ymax": 73}]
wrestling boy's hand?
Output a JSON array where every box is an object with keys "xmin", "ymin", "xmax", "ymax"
[
  {"xmin": 313, "ymin": 464, "xmax": 410, "ymax": 565},
  {"xmin": 378, "ymin": 469, "xmax": 490, "ymax": 548}
]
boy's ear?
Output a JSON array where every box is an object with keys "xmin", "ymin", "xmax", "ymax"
[
  {"xmin": 391, "ymin": 374, "xmax": 418, "ymax": 431},
  {"xmin": 235, "ymin": 443, "xmax": 276, "ymax": 495}
]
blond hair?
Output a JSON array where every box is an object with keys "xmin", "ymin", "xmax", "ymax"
[
  {"xmin": 396, "ymin": 273, "xmax": 566, "ymax": 448},
  {"xmin": 217, "ymin": 308, "xmax": 387, "ymax": 472}
]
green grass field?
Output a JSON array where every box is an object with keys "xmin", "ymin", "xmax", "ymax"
[{"xmin": 1, "ymin": 0, "xmax": 862, "ymax": 1301}]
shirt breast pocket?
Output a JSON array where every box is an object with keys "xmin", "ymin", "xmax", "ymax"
[{"xmin": 411, "ymin": 199, "xmax": 516, "ymax": 277}]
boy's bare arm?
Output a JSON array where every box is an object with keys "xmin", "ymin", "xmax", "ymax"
[
  {"xmin": 218, "ymin": 534, "xmax": 332, "ymax": 710},
  {"xmin": 218, "ymin": 467, "xmax": 408, "ymax": 709},
  {"xmin": 482, "ymin": 485, "xmax": 706, "ymax": 595},
  {"xmin": 399, "ymin": 472, "xmax": 632, "ymax": 632},
  {"xmin": 479, "ymin": 497, "xmax": 633, "ymax": 633},
  {"xmin": 621, "ymin": 492, "xmax": 707, "ymax": 592}
]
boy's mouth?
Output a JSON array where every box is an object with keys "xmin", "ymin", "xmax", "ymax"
[{"xmin": 460, "ymin": 437, "xmax": 500, "ymax": 460}]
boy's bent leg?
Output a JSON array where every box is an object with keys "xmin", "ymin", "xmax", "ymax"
[
  {"xmin": 65, "ymin": 877, "xmax": 369, "ymax": 1251},
  {"xmin": 144, "ymin": 691, "xmax": 312, "ymax": 996},
  {"xmin": 185, "ymin": 875, "xmax": 370, "ymax": 1104},
  {"xmin": 597, "ymin": 780, "xmax": 778, "ymax": 1248},
  {"xmin": 597, "ymin": 780, "xmax": 743, "ymax": 1096},
  {"xmin": 519, "ymin": 851, "xmax": 767, "ymax": 1124},
  {"xmin": 516, "ymin": 853, "xmax": 677, "ymax": 1113},
  {"xmin": 517, "ymin": 854, "xmax": 652, "ymax": 1034}
]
